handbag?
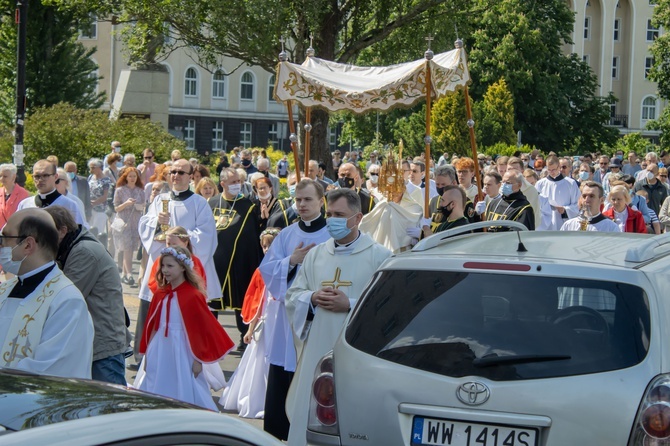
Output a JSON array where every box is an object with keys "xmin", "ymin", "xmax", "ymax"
[{"xmin": 110, "ymin": 216, "xmax": 127, "ymax": 232}]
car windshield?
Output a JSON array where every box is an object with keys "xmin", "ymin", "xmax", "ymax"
[{"xmin": 346, "ymin": 270, "xmax": 650, "ymax": 381}]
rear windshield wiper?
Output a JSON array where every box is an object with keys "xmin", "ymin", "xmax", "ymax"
[{"xmin": 473, "ymin": 354, "xmax": 571, "ymax": 367}]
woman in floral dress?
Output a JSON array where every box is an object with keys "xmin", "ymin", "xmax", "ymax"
[{"xmin": 113, "ymin": 167, "xmax": 146, "ymax": 285}]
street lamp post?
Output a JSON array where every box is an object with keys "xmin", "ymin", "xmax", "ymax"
[{"xmin": 14, "ymin": 0, "xmax": 27, "ymax": 186}]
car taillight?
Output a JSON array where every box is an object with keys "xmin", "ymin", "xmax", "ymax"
[
  {"xmin": 629, "ymin": 375, "xmax": 670, "ymax": 445},
  {"xmin": 308, "ymin": 352, "xmax": 340, "ymax": 436}
]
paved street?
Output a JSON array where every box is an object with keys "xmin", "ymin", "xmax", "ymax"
[{"xmin": 121, "ymin": 261, "xmax": 263, "ymax": 431}]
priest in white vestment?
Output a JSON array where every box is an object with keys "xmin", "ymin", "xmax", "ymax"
[
  {"xmin": 560, "ymin": 181, "xmax": 621, "ymax": 232},
  {"xmin": 259, "ymin": 179, "xmax": 330, "ymax": 441},
  {"xmin": 17, "ymin": 159, "xmax": 86, "ymax": 226},
  {"xmin": 0, "ymin": 209, "xmax": 93, "ymax": 379},
  {"xmin": 135, "ymin": 159, "xmax": 219, "ymax": 362},
  {"xmin": 359, "ymin": 191, "xmax": 424, "ymax": 253},
  {"xmin": 535, "ymin": 155, "xmax": 580, "ymax": 230},
  {"xmin": 285, "ymin": 188, "xmax": 392, "ymax": 446}
]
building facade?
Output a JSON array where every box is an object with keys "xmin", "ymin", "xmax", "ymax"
[
  {"xmin": 565, "ymin": 0, "xmax": 665, "ymax": 137},
  {"xmin": 82, "ymin": 3, "xmax": 664, "ymax": 154}
]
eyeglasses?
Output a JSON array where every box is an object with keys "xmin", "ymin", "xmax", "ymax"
[
  {"xmin": 660, "ymin": 175, "xmax": 668, "ymax": 178},
  {"xmin": 599, "ymin": 163, "xmax": 608, "ymax": 166},
  {"xmin": 33, "ymin": 173, "xmax": 54, "ymax": 180},
  {"xmin": 144, "ymin": 156, "xmax": 153, "ymax": 160},
  {"xmin": 0, "ymin": 234, "xmax": 24, "ymax": 245},
  {"xmin": 170, "ymin": 170, "xmax": 189, "ymax": 176},
  {"xmin": 560, "ymin": 166, "xmax": 569, "ymax": 170}
]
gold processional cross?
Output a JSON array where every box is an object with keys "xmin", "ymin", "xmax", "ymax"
[{"xmin": 321, "ymin": 267, "xmax": 352, "ymax": 289}]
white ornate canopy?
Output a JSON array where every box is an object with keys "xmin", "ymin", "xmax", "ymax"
[{"xmin": 274, "ymin": 48, "xmax": 470, "ymax": 113}]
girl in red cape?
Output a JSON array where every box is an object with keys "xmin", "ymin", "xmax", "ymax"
[{"xmin": 134, "ymin": 246, "xmax": 234, "ymax": 410}]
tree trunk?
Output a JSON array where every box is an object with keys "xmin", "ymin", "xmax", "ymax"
[{"xmin": 298, "ymin": 107, "xmax": 332, "ymax": 177}]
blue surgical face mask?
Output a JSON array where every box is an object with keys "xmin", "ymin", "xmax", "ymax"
[
  {"xmin": 288, "ymin": 185, "xmax": 296, "ymax": 197},
  {"xmin": 501, "ymin": 183, "xmax": 514, "ymax": 197},
  {"xmin": 326, "ymin": 214, "xmax": 357, "ymax": 240},
  {"xmin": 578, "ymin": 171, "xmax": 589, "ymax": 181},
  {"xmin": 67, "ymin": 172, "xmax": 76, "ymax": 180}
]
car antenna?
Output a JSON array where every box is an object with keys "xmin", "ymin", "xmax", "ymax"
[{"xmin": 516, "ymin": 230, "xmax": 527, "ymax": 252}]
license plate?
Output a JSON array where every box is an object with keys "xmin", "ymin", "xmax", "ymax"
[{"xmin": 411, "ymin": 416, "xmax": 538, "ymax": 446}]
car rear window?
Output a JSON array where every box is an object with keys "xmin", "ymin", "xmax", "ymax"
[{"xmin": 346, "ymin": 270, "xmax": 650, "ymax": 380}]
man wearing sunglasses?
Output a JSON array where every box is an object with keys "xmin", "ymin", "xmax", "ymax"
[
  {"xmin": 135, "ymin": 159, "xmax": 220, "ymax": 367},
  {"xmin": 137, "ymin": 148, "xmax": 157, "ymax": 186},
  {"xmin": 0, "ymin": 208, "xmax": 94, "ymax": 378},
  {"xmin": 18, "ymin": 160, "xmax": 86, "ymax": 227}
]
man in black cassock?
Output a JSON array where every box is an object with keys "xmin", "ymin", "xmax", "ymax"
[
  {"xmin": 209, "ymin": 167, "xmax": 262, "ymax": 350},
  {"xmin": 483, "ymin": 169, "xmax": 535, "ymax": 231}
]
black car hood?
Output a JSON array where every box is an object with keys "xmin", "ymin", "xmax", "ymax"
[{"xmin": 0, "ymin": 368, "xmax": 198, "ymax": 432}]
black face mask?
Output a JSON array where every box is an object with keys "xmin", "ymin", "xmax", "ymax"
[
  {"xmin": 436, "ymin": 186, "xmax": 445, "ymax": 197},
  {"xmin": 261, "ymin": 170, "xmax": 269, "ymax": 177},
  {"xmin": 440, "ymin": 202, "xmax": 454, "ymax": 219},
  {"xmin": 241, "ymin": 159, "xmax": 252, "ymax": 167},
  {"xmin": 338, "ymin": 177, "xmax": 355, "ymax": 189}
]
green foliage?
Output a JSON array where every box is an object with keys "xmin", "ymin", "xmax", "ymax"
[
  {"xmin": 0, "ymin": 1, "xmax": 104, "ymax": 125},
  {"xmin": 392, "ymin": 105, "xmax": 427, "ymax": 159},
  {"xmin": 647, "ymin": 107, "xmax": 670, "ymax": 150},
  {"xmin": 0, "ymin": 103, "xmax": 187, "ymax": 175},
  {"xmin": 650, "ymin": 0, "xmax": 670, "ymax": 100},
  {"xmin": 474, "ymin": 79, "xmax": 516, "ymax": 148},
  {"xmin": 431, "ymin": 90, "xmax": 471, "ymax": 157},
  {"xmin": 614, "ymin": 132, "xmax": 658, "ymax": 157}
]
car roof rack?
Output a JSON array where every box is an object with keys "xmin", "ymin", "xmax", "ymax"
[
  {"xmin": 412, "ymin": 220, "xmax": 529, "ymax": 252},
  {"xmin": 624, "ymin": 232, "xmax": 670, "ymax": 263}
]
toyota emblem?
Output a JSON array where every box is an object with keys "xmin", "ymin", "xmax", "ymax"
[{"xmin": 456, "ymin": 381, "xmax": 490, "ymax": 406}]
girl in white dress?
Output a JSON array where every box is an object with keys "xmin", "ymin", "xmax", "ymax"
[
  {"xmin": 220, "ymin": 227, "xmax": 280, "ymax": 418},
  {"xmin": 135, "ymin": 246, "xmax": 234, "ymax": 410}
]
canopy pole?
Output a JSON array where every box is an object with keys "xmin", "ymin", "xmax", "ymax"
[
  {"xmin": 286, "ymin": 101, "xmax": 301, "ymax": 182},
  {"xmin": 423, "ymin": 39, "xmax": 434, "ymax": 219},
  {"xmin": 304, "ymin": 107, "xmax": 312, "ymax": 175}
]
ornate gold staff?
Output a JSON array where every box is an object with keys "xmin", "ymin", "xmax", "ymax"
[{"xmin": 154, "ymin": 198, "xmax": 170, "ymax": 241}]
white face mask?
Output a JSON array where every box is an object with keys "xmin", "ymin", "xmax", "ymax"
[
  {"xmin": 370, "ymin": 174, "xmax": 379, "ymax": 184},
  {"xmin": 647, "ymin": 171, "xmax": 655, "ymax": 181},
  {"xmin": 0, "ymin": 242, "xmax": 25, "ymax": 275},
  {"xmin": 227, "ymin": 184, "xmax": 242, "ymax": 196},
  {"xmin": 257, "ymin": 192, "xmax": 271, "ymax": 201}
]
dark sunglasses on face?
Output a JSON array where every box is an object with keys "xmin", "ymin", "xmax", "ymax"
[{"xmin": 170, "ymin": 170, "xmax": 189, "ymax": 176}]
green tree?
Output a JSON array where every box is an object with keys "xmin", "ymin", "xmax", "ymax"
[
  {"xmin": 45, "ymin": 0, "xmax": 469, "ymax": 172},
  {"xmin": 474, "ymin": 78, "xmax": 515, "ymax": 148},
  {"xmin": 649, "ymin": 0, "xmax": 670, "ymax": 100},
  {"xmin": 468, "ymin": 0, "xmax": 616, "ymax": 153},
  {"xmin": 0, "ymin": 1, "xmax": 104, "ymax": 125},
  {"xmin": 613, "ymin": 132, "xmax": 658, "ymax": 157},
  {"xmin": 0, "ymin": 103, "xmax": 188, "ymax": 174},
  {"xmin": 392, "ymin": 105, "xmax": 428, "ymax": 159},
  {"xmin": 431, "ymin": 89, "xmax": 471, "ymax": 157}
]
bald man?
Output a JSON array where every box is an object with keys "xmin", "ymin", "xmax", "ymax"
[{"xmin": 0, "ymin": 208, "xmax": 94, "ymax": 378}]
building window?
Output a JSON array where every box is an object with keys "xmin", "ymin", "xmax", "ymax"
[
  {"xmin": 268, "ymin": 75, "xmax": 276, "ymax": 102},
  {"xmin": 212, "ymin": 70, "xmax": 226, "ymax": 99},
  {"xmin": 184, "ymin": 119, "xmax": 196, "ymax": 149},
  {"xmin": 645, "ymin": 57, "xmax": 654, "ymax": 79},
  {"xmin": 610, "ymin": 98, "xmax": 617, "ymax": 117},
  {"xmin": 240, "ymin": 122, "xmax": 252, "ymax": 148},
  {"xmin": 212, "ymin": 121, "xmax": 224, "ymax": 151},
  {"xmin": 647, "ymin": 19, "xmax": 659, "ymax": 42},
  {"xmin": 583, "ymin": 54, "xmax": 590, "ymax": 65},
  {"xmin": 584, "ymin": 17, "xmax": 591, "ymax": 40},
  {"xmin": 614, "ymin": 19, "xmax": 621, "ymax": 41},
  {"xmin": 612, "ymin": 57, "xmax": 619, "ymax": 79},
  {"xmin": 79, "ymin": 15, "xmax": 97, "ymax": 39},
  {"xmin": 268, "ymin": 123, "xmax": 279, "ymax": 149},
  {"xmin": 241, "ymin": 72, "xmax": 254, "ymax": 101},
  {"xmin": 184, "ymin": 68, "xmax": 198, "ymax": 97},
  {"xmin": 642, "ymin": 97, "xmax": 657, "ymax": 121}
]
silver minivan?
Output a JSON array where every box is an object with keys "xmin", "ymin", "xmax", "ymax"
[{"xmin": 306, "ymin": 222, "xmax": 670, "ymax": 446}]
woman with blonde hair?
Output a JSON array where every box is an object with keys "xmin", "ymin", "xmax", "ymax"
[
  {"xmin": 195, "ymin": 177, "xmax": 218, "ymax": 200},
  {"xmin": 602, "ymin": 185, "xmax": 647, "ymax": 233}
]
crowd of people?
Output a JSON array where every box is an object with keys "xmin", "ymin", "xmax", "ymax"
[{"xmin": 0, "ymin": 140, "xmax": 666, "ymax": 445}]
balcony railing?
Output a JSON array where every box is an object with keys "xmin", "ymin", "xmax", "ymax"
[{"xmin": 608, "ymin": 114, "xmax": 628, "ymax": 128}]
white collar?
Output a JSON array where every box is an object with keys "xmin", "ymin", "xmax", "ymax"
[{"xmin": 19, "ymin": 261, "xmax": 55, "ymax": 281}]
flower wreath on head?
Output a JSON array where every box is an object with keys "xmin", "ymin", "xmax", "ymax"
[
  {"xmin": 260, "ymin": 227, "xmax": 281, "ymax": 239},
  {"xmin": 160, "ymin": 247, "xmax": 194, "ymax": 269}
]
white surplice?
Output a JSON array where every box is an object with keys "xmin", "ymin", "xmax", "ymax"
[
  {"xmin": 285, "ymin": 233, "xmax": 391, "ymax": 446},
  {"xmin": 0, "ymin": 264, "xmax": 94, "ymax": 378},
  {"xmin": 535, "ymin": 175, "xmax": 580, "ymax": 231},
  {"xmin": 258, "ymin": 219, "xmax": 330, "ymax": 372},
  {"xmin": 18, "ymin": 193, "xmax": 87, "ymax": 227},
  {"xmin": 138, "ymin": 192, "xmax": 220, "ymax": 302},
  {"xmin": 359, "ymin": 194, "xmax": 422, "ymax": 253},
  {"xmin": 560, "ymin": 215, "xmax": 621, "ymax": 232}
]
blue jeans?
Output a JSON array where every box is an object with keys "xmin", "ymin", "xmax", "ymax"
[{"xmin": 92, "ymin": 353, "xmax": 126, "ymax": 385}]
